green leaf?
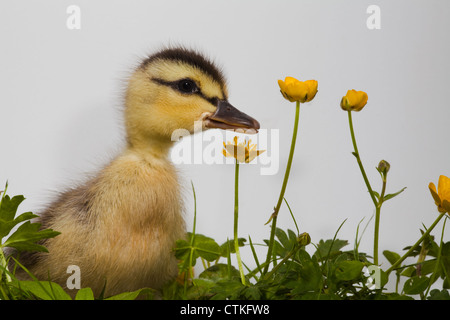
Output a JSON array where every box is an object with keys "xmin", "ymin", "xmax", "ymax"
[
  {"xmin": 219, "ymin": 238, "xmax": 246, "ymax": 257},
  {"xmin": 275, "ymin": 228, "xmax": 291, "ymax": 250},
  {"xmin": 174, "ymin": 233, "xmax": 221, "ymax": 269},
  {"xmin": 401, "ymin": 266, "xmax": 416, "ymax": 277},
  {"xmin": 242, "ymin": 285, "xmax": 262, "ymax": 300},
  {"xmin": 290, "ymin": 250, "xmax": 322, "ymax": 295},
  {"xmin": 266, "ymin": 228, "xmax": 301, "ymax": 259},
  {"xmin": 105, "ymin": 288, "xmax": 152, "ymax": 300},
  {"xmin": 386, "ymin": 293, "xmax": 415, "ymax": 300},
  {"xmin": 299, "ymin": 292, "xmax": 341, "ymax": 300},
  {"xmin": 444, "ymin": 278, "xmax": 450, "ymax": 289},
  {"xmin": 313, "ymin": 239, "xmax": 349, "ymax": 261},
  {"xmin": 174, "ymin": 239, "xmax": 193, "ymax": 260},
  {"xmin": 0, "ymin": 212, "xmax": 38, "ymax": 240},
  {"xmin": 192, "ymin": 278, "xmax": 216, "ymax": 289},
  {"xmin": 75, "ymin": 288, "xmax": 95, "ymax": 300},
  {"xmin": 192, "ymin": 234, "xmax": 221, "ymax": 261},
  {"xmin": 419, "ymin": 260, "xmax": 440, "ymax": 277},
  {"xmin": 3, "ymin": 221, "xmax": 60, "ymax": 252},
  {"xmin": 442, "ymin": 241, "xmax": 450, "ymax": 256},
  {"xmin": 334, "ymin": 260, "xmax": 364, "ymax": 281},
  {"xmin": 199, "ymin": 263, "xmax": 240, "ymax": 282},
  {"xmin": 17, "ymin": 280, "xmax": 72, "ymax": 300},
  {"xmin": 186, "ymin": 278, "xmax": 216, "ymax": 299},
  {"xmin": 272, "ymin": 239, "xmax": 286, "ymax": 258},
  {"xmin": 383, "ymin": 250, "xmax": 401, "ymax": 266},
  {"xmin": 287, "ymin": 229, "xmax": 298, "ymax": 244},
  {"xmin": 210, "ymin": 279, "xmax": 245, "ymax": 300},
  {"xmin": 427, "ymin": 289, "xmax": 450, "ymax": 300},
  {"xmin": 0, "ymin": 188, "xmax": 60, "ymax": 255},
  {"xmin": 379, "ymin": 269, "xmax": 389, "ymax": 288},
  {"xmin": 0, "ymin": 193, "xmax": 40, "ymax": 240},
  {"xmin": 403, "ymin": 276, "xmax": 430, "ymax": 295},
  {"xmin": 0, "ymin": 195, "xmax": 25, "ymax": 222},
  {"xmin": 383, "ymin": 187, "xmax": 406, "ymax": 202}
]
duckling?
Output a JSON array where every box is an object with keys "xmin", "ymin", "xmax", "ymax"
[{"xmin": 10, "ymin": 47, "xmax": 260, "ymax": 297}]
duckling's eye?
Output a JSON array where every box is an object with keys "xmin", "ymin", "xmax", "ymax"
[{"xmin": 177, "ymin": 79, "xmax": 199, "ymax": 94}]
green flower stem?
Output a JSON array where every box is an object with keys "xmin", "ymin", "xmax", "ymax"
[
  {"xmin": 184, "ymin": 182, "xmax": 197, "ymax": 295},
  {"xmin": 234, "ymin": 160, "xmax": 246, "ymax": 285},
  {"xmin": 0, "ymin": 248, "xmax": 9, "ymax": 280},
  {"xmin": 347, "ymin": 110, "xmax": 378, "ymax": 208},
  {"xmin": 385, "ymin": 211, "xmax": 447, "ymax": 276},
  {"xmin": 263, "ymin": 101, "xmax": 301, "ymax": 274},
  {"xmin": 0, "ymin": 253, "xmax": 12, "ymax": 299},
  {"xmin": 424, "ymin": 217, "xmax": 447, "ymax": 298},
  {"xmin": 373, "ymin": 178, "xmax": 386, "ymax": 266},
  {"xmin": 348, "ymin": 110, "xmax": 383, "ymax": 265},
  {"xmin": 264, "ymin": 242, "xmax": 301, "ymax": 281}
]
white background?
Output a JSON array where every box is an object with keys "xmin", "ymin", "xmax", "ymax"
[{"xmin": 1, "ymin": 0, "xmax": 449, "ymax": 289}]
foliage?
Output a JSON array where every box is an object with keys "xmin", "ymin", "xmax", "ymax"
[
  {"xmin": 0, "ymin": 182, "xmax": 448, "ymax": 300},
  {"xmin": 162, "ymin": 224, "xmax": 448, "ymax": 300}
]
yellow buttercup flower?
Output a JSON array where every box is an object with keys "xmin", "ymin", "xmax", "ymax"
[
  {"xmin": 278, "ymin": 77, "xmax": 318, "ymax": 103},
  {"xmin": 223, "ymin": 136, "xmax": 265, "ymax": 163},
  {"xmin": 340, "ymin": 89, "xmax": 368, "ymax": 111},
  {"xmin": 429, "ymin": 175, "xmax": 450, "ymax": 214}
]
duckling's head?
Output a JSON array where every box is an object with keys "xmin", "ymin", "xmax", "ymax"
[{"xmin": 124, "ymin": 47, "xmax": 260, "ymax": 151}]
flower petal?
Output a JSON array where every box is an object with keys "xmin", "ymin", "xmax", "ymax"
[
  {"xmin": 341, "ymin": 89, "xmax": 368, "ymax": 111},
  {"xmin": 284, "ymin": 77, "xmax": 301, "ymax": 87},
  {"xmin": 438, "ymin": 175, "xmax": 450, "ymax": 203},
  {"xmin": 245, "ymin": 153, "xmax": 255, "ymax": 163},
  {"xmin": 279, "ymin": 77, "xmax": 318, "ymax": 103},
  {"xmin": 354, "ymin": 91, "xmax": 368, "ymax": 111},
  {"xmin": 304, "ymin": 80, "xmax": 318, "ymax": 102},
  {"xmin": 222, "ymin": 148, "xmax": 229, "ymax": 158},
  {"xmin": 429, "ymin": 182, "xmax": 441, "ymax": 206},
  {"xmin": 442, "ymin": 199, "xmax": 450, "ymax": 213},
  {"xmin": 236, "ymin": 146, "xmax": 247, "ymax": 162},
  {"xmin": 278, "ymin": 79, "xmax": 287, "ymax": 93}
]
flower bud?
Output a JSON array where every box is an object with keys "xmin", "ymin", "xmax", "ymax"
[
  {"xmin": 297, "ymin": 232, "xmax": 311, "ymax": 247},
  {"xmin": 278, "ymin": 77, "xmax": 318, "ymax": 103},
  {"xmin": 340, "ymin": 89, "xmax": 368, "ymax": 111},
  {"xmin": 377, "ymin": 160, "xmax": 390, "ymax": 176}
]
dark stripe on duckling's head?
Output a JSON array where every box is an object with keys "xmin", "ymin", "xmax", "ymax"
[
  {"xmin": 141, "ymin": 47, "xmax": 226, "ymax": 88},
  {"xmin": 152, "ymin": 77, "xmax": 219, "ymax": 106}
]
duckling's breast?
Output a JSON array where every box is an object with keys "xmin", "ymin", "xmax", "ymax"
[{"xmin": 87, "ymin": 150, "xmax": 186, "ymax": 293}]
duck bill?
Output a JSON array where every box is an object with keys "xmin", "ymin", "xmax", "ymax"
[{"xmin": 204, "ymin": 100, "xmax": 260, "ymax": 133}]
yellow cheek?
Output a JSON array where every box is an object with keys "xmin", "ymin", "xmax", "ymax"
[{"xmin": 154, "ymin": 94, "xmax": 216, "ymax": 132}]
